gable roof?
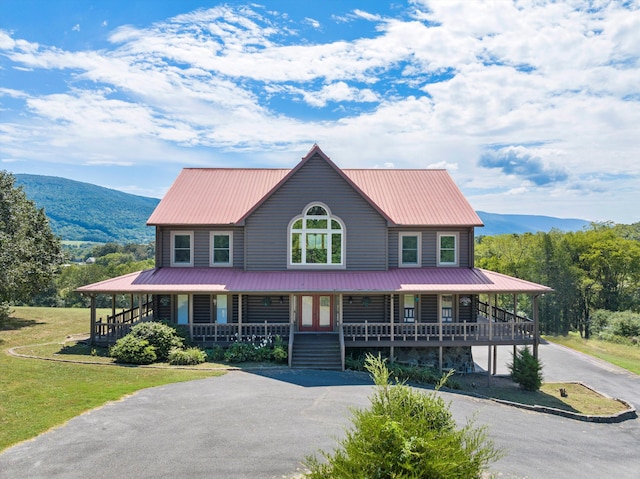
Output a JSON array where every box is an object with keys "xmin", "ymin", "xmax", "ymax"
[{"xmin": 147, "ymin": 145, "xmax": 483, "ymax": 227}]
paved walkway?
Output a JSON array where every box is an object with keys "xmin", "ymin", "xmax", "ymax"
[{"xmin": 1, "ymin": 342, "xmax": 639, "ymax": 479}]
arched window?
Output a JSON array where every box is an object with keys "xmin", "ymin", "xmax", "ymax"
[{"xmin": 289, "ymin": 203, "xmax": 344, "ymax": 267}]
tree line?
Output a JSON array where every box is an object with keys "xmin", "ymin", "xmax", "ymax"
[{"xmin": 475, "ymin": 223, "xmax": 640, "ymax": 336}]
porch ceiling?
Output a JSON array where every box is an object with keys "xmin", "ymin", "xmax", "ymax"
[{"xmin": 76, "ymin": 267, "xmax": 553, "ymax": 295}]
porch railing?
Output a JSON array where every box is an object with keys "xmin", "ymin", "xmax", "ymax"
[
  {"xmin": 477, "ymin": 300, "xmax": 530, "ymax": 323},
  {"xmin": 190, "ymin": 321, "xmax": 290, "ymax": 343},
  {"xmin": 93, "ymin": 302, "xmax": 154, "ymax": 343},
  {"xmin": 343, "ymin": 320, "xmax": 534, "ymax": 343}
]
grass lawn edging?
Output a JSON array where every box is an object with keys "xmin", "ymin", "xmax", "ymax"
[{"xmin": 467, "ymin": 381, "xmax": 637, "ymax": 423}]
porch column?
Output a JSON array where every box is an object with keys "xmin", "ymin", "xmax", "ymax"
[
  {"xmin": 111, "ymin": 295, "xmax": 116, "ymax": 320},
  {"xmin": 138, "ymin": 294, "xmax": 143, "ymax": 321},
  {"xmin": 90, "ymin": 295, "xmax": 97, "ymax": 345},
  {"xmin": 438, "ymin": 296, "xmax": 443, "ymax": 373},
  {"xmin": 488, "ymin": 294, "xmax": 494, "ymax": 341},
  {"xmin": 492, "ymin": 345, "xmax": 497, "ymax": 375},
  {"xmin": 238, "ymin": 294, "xmax": 243, "ymax": 341},
  {"xmin": 533, "ymin": 294, "xmax": 540, "ymax": 359},
  {"xmin": 389, "ymin": 294, "xmax": 394, "ymax": 363},
  {"xmin": 487, "ymin": 344, "xmax": 492, "ymax": 386}
]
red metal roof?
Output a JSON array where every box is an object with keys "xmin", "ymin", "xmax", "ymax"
[
  {"xmin": 147, "ymin": 146, "xmax": 483, "ymax": 227},
  {"xmin": 76, "ymin": 267, "xmax": 552, "ymax": 295}
]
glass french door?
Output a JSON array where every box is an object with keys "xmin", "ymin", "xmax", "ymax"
[{"xmin": 299, "ymin": 295, "xmax": 333, "ymax": 331}]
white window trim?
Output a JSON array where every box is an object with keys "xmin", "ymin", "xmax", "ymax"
[
  {"xmin": 398, "ymin": 232, "xmax": 422, "ymax": 268},
  {"xmin": 288, "ymin": 202, "xmax": 346, "ymax": 269},
  {"xmin": 170, "ymin": 231, "xmax": 194, "ymax": 267},
  {"xmin": 210, "ymin": 231, "xmax": 233, "ymax": 267},
  {"xmin": 437, "ymin": 232, "xmax": 459, "ymax": 267}
]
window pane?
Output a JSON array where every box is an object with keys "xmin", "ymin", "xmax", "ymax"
[
  {"xmin": 306, "ymin": 219, "xmax": 327, "ymax": 229},
  {"xmin": 440, "ymin": 250, "xmax": 455, "ymax": 264},
  {"xmin": 402, "ymin": 250, "xmax": 418, "ymax": 264},
  {"xmin": 332, "ymin": 233, "xmax": 341, "ymax": 264},
  {"xmin": 306, "ymin": 233, "xmax": 327, "ymax": 263},
  {"xmin": 440, "ymin": 236, "xmax": 455, "ymax": 249},
  {"xmin": 213, "ymin": 235, "xmax": 229, "ymax": 248},
  {"xmin": 292, "ymin": 219, "xmax": 302, "ymax": 229},
  {"xmin": 402, "ymin": 236, "xmax": 418, "ymax": 250},
  {"xmin": 292, "ymin": 233, "xmax": 302, "ymax": 263},
  {"xmin": 307, "ymin": 206, "xmax": 327, "ymax": 216},
  {"xmin": 213, "ymin": 250, "xmax": 229, "ymax": 263},
  {"xmin": 174, "ymin": 235, "xmax": 190, "ymax": 248},
  {"xmin": 331, "ymin": 220, "xmax": 341, "ymax": 230},
  {"xmin": 175, "ymin": 249, "xmax": 190, "ymax": 263}
]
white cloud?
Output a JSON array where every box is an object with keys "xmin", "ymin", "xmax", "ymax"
[
  {"xmin": 72, "ymin": 24, "xmax": 80, "ymax": 32},
  {"xmin": 0, "ymin": 1, "xmax": 639, "ymax": 222}
]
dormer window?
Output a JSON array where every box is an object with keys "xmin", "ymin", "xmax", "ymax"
[{"xmin": 289, "ymin": 203, "xmax": 344, "ymax": 267}]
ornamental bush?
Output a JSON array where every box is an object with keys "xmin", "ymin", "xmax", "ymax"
[
  {"xmin": 508, "ymin": 346, "xmax": 543, "ymax": 391},
  {"xmin": 304, "ymin": 354, "xmax": 502, "ymax": 478},
  {"xmin": 129, "ymin": 321, "xmax": 184, "ymax": 361},
  {"xmin": 110, "ymin": 335, "xmax": 157, "ymax": 365},
  {"xmin": 167, "ymin": 347, "xmax": 207, "ymax": 365}
]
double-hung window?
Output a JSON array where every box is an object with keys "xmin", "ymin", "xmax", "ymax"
[
  {"xmin": 289, "ymin": 203, "xmax": 344, "ymax": 267},
  {"xmin": 210, "ymin": 232, "xmax": 233, "ymax": 267},
  {"xmin": 438, "ymin": 233, "xmax": 458, "ymax": 266},
  {"xmin": 399, "ymin": 232, "xmax": 421, "ymax": 267},
  {"xmin": 171, "ymin": 231, "xmax": 193, "ymax": 267}
]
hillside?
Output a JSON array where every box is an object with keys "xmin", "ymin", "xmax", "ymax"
[
  {"xmin": 476, "ymin": 211, "xmax": 590, "ymax": 237},
  {"xmin": 13, "ymin": 173, "xmax": 590, "ymax": 243},
  {"xmin": 15, "ymin": 174, "xmax": 159, "ymax": 243}
]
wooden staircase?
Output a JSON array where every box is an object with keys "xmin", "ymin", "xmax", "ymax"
[{"xmin": 290, "ymin": 333, "xmax": 342, "ymax": 370}]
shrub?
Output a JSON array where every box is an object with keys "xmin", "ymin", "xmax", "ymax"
[
  {"xmin": 205, "ymin": 345, "xmax": 225, "ymax": 362},
  {"xmin": 129, "ymin": 321, "xmax": 184, "ymax": 361},
  {"xmin": 508, "ymin": 346, "xmax": 543, "ymax": 391},
  {"xmin": 304, "ymin": 354, "xmax": 502, "ymax": 478},
  {"xmin": 609, "ymin": 312, "xmax": 640, "ymax": 338},
  {"xmin": 167, "ymin": 347, "xmax": 207, "ymax": 365},
  {"xmin": 110, "ymin": 335, "xmax": 157, "ymax": 365},
  {"xmin": 0, "ymin": 302, "xmax": 13, "ymax": 324},
  {"xmin": 223, "ymin": 342, "xmax": 256, "ymax": 363},
  {"xmin": 272, "ymin": 345, "xmax": 288, "ymax": 363}
]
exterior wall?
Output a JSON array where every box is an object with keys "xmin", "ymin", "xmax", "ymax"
[
  {"xmin": 243, "ymin": 295, "xmax": 291, "ymax": 323},
  {"xmin": 244, "ymin": 153, "xmax": 388, "ymax": 271},
  {"xmin": 388, "ymin": 227, "xmax": 473, "ymax": 268},
  {"xmin": 158, "ymin": 226, "xmax": 244, "ymax": 268},
  {"xmin": 342, "ymin": 294, "xmax": 388, "ymax": 323}
]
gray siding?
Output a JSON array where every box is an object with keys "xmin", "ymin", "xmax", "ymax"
[
  {"xmin": 420, "ymin": 294, "xmax": 438, "ymax": 323},
  {"xmin": 389, "ymin": 227, "xmax": 473, "ymax": 268},
  {"xmin": 159, "ymin": 226, "xmax": 244, "ymax": 268},
  {"xmin": 342, "ymin": 295, "xmax": 388, "ymax": 323},
  {"xmin": 244, "ymin": 153, "xmax": 388, "ymax": 271},
  {"xmin": 244, "ymin": 295, "xmax": 290, "ymax": 323}
]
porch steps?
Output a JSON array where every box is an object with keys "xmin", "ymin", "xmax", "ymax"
[{"xmin": 291, "ymin": 333, "xmax": 342, "ymax": 370}]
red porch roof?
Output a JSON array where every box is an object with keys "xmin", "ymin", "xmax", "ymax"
[{"xmin": 76, "ymin": 267, "xmax": 551, "ymax": 295}]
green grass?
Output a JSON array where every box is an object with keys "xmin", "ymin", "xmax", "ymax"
[
  {"xmin": 0, "ymin": 307, "xmax": 224, "ymax": 451},
  {"xmin": 544, "ymin": 332, "xmax": 640, "ymax": 375}
]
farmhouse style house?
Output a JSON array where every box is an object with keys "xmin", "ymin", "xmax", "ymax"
[{"xmin": 78, "ymin": 145, "xmax": 551, "ymax": 371}]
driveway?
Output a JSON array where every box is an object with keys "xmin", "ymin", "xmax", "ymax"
[{"xmin": 1, "ymin": 342, "xmax": 639, "ymax": 479}]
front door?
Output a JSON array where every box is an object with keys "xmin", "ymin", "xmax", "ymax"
[{"xmin": 299, "ymin": 295, "xmax": 333, "ymax": 332}]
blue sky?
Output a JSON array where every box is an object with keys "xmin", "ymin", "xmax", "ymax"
[{"xmin": 1, "ymin": 0, "xmax": 639, "ymax": 224}]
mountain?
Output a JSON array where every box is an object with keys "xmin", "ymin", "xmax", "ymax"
[
  {"xmin": 15, "ymin": 174, "xmax": 160, "ymax": 243},
  {"xmin": 13, "ymin": 173, "xmax": 590, "ymax": 243},
  {"xmin": 476, "ymin": 211, "xmax": 590, "ymax": 237}
]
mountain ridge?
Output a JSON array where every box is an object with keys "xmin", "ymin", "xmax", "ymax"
[{"xmin": 14, "ymin": 173, "xmax": 591, "ymax": 243}]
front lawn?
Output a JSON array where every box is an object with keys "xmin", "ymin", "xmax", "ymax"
[{"xmin": 0, "ymin": 307, "xmax": 224, "ymax": 451}]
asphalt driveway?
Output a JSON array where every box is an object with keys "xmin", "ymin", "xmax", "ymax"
[{"xmin": 1, "ymin": 342, "xmax": 639, "ymax": 479}]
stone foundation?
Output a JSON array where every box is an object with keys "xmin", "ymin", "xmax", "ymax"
[{"xmin": 393, "ymin": 346, "xmax": 474, "ymax": 372}]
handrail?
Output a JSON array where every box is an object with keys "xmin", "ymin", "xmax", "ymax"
[{"xmin": 477, "ymin": 301, "xmax": 532, "ymax": 323}]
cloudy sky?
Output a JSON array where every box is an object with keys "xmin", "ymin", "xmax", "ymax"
[{"xmin": 1, "ymin": 0, "xmax": 639, "ymax": 223}]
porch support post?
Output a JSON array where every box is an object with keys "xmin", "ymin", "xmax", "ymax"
[
  {"xmin": 111, "ymin": 294, "xmax": 116, "ymax": 320},
  {"xmin": 492, "ymin": 345, "xmax": 497, "ymax": 375},
  {"xmin": 488, "ymin": 294, "xmax": 494, "ymax": 340},
  {"xmin": 138, "ymin": 294, "xmax": 143, "ymax": 321},
  {"xmin": 439, "ymin": 346, "xmax": 443, "ymax": 374},
  {"xmin": 513, "ymin": 293, "xmax": 518, "ymax": 320},
  {"xmin": 487, "ymin": 345, "xmax": 492, "ymax": 386},
  {"xmin": 390, "ymin": 294, "xmax": 394, "ymax": 363},
  {"xmin": 90, "ymin": 295, "xmax": 97, "ymax": 345},
  {"xmin": 238, "ymin": 294, "xmax": 243, "ymax": 341},
  {"xmin": 533, "ymin": 294, "xmax": 540, "ymax": 360}
]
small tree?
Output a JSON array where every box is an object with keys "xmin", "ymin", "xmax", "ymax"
[
  {"xmin": 304, "ymin": 354, "xmax": 503, "ymax": 478},
  {"xmin": 508, "ymin": 346, "xmax": 543, "ymax": 391}
]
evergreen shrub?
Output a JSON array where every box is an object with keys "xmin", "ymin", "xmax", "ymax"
[
  {"xmin": 129, "ymin": 321, "xmax": 184, "ymax": 361},
  {"xmin": 304, "ymin": 354, "xmax": 502, "ymax": 478},
  {"xmin": 508, "ymin": 346, "xmax": 543, "ymax": 391}
]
